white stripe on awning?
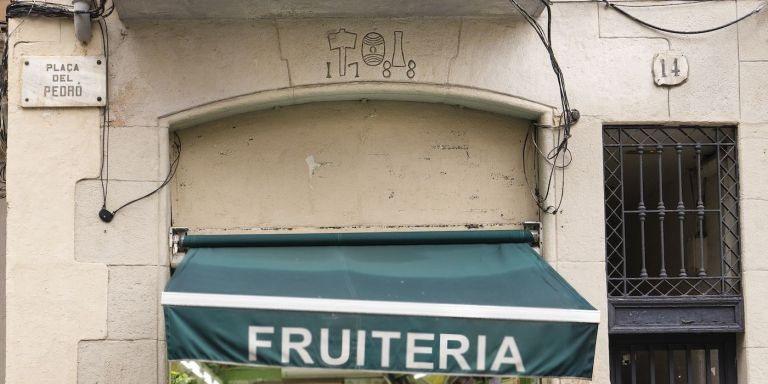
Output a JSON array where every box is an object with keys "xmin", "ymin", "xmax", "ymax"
[{"xmin": 161, "ymin": 292, "xmax": 600, "ymax": 324}]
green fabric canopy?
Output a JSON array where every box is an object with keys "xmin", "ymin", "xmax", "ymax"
[{"xmin": 163, "ymin": 231, "xmax": 598, "ymax": 379}]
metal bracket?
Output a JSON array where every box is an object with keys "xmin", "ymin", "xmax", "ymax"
[
  {"xmin": 169, "ymin": 227, "xmax": 188, "ymax": 255},
  {"xmin": 523, "ymin": 221, "xmax": 541, "ymax": 247}
]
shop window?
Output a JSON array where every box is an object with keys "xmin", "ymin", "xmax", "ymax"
[
  {"xmin": 169, "ymin": 364, "xmax": 543, "ymax": 384},
  {"xmin": 609, "ymin": 334, "xmax": 737, "ymax": 384},
  {"xmin": 602, "ymin": 126, "xmax": 740, "ymax": 297}
]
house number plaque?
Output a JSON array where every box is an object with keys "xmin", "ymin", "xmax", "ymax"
[{"xmin": 652, "ymin": 51, "xmax": 689, "ymax": 86}]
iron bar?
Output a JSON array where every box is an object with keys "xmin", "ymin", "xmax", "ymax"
[
  {"xmin": 657, "ymin": 145, "xmax": 667, "ymax": 277},
  {"xmin": 608, "ymin": 277, "xmax": 724, "ymax": 280},
  {"xmin": 705, "ymin": 347, "xmax": 712, "ymax": 384},
  {"xmin": 608, "ymin": 277, "xmax": 725, "ymax": 281},
  {"xmin": 631, "ymin": 346, "xmax": 637, "ymax": 384},
  {"xmin": 677, "ymin": 144, "xmax": 687, "ymax": 277},
  {"xmin": 696, "ymin": 145, "xmax": 707, "ymax": 277},
  {"xmin": 686, "ymin": 346, "xmax": 692, "ymax": 384},
  {"xmin": 604, "ymin": 143, "xmax": 735, "ymax": 148},
  {"xmin": 620, "ymin": 133, "xmax": 628, "ymax": 296},
  {"xmin": 718, "ymin": 344, "xmax": 725, "ymax": 384},
  {"xmin": 717, "ymin": 128, "xmax": 725, "ymax": 295},
  {"xmin": 638, "ymin": 145, "xmax": 648, "ymax": 278},
  {"xmin": 624, "ymin": 209, "xmax": 719, "ymax": 214},
  {"xmin": 668, "ymin": 344, "xmax": 674, "ymax": 384}
]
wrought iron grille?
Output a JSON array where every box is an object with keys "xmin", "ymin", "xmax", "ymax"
[{"xmin": 603, "ymin": 126, "xmax": 740, "ymax": 297}]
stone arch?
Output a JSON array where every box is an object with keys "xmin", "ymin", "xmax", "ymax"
[
  {"xmin": 158, "ymin": 82, "xmax": 556, "ymax": 232},
  {"xmin": 158, "ymin": 82, "xmax": 555, "ymax": 131}
]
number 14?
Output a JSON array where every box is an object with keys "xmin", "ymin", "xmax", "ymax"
[{"xmin": 661, "ymin": 58, "xmax": 681, "ymax": 77}]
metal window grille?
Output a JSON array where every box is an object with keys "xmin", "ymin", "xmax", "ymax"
[
  {"xmin": 610, "ymin": 334, "xmax": 737, "ymax": 384},
  {"xmin": 603, "ymin": 126, "xmax": 740, "ymax": 297}
]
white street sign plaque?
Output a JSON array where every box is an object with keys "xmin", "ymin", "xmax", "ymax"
[{"xmin": 21, "ymin": 56, "xmax": 106, "ymax": 107}]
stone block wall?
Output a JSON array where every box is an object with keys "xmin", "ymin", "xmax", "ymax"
[
  {"xmin": 2, "ymin": 1, "xmax": 766, "ymax": 383},
  {"xmin": 737, "ymin": 1, "xmax": 768, "ymax": 381}
]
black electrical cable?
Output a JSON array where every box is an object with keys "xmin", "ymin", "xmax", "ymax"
[
  {"xmin": 107, "ymin": 132, "xmax": 182, "ymax": 218},
  {"xmin": 6, "ymin": 2, "xmax": 72, "ymax": 19},
  {"xmin": 511, "ymin": 0, "xmax": 566, "ymax": 213},
  {"xmin": 609, "ymin": 0, "xmax": 715, "ymax": 8},
  {"xmin": 514, "ymin": 0, "xmax": 766, "ymax": 212},
  {"xmin": 6, "ymin": 0, "xmax": 114, "ymax": 19},
  {"xmin": 92, "ymin": 11, "xmax": 180, "ymax": 222},
  {"xmin": 0, "ymin": 17, "xmax": 10, "ymax": 197},
  {"xmin": 509, "ymin": 0, "xmax": 574, "ymax": 214},
  {"xmin": 602, "ymin": 0, "xmax": 767, "ymax": 34},
  {"xmin": 96, "ymin": 14, "xmax": 111, "ymax": 217},
  {"xmin": 2, "ymin": 0, "xmax": 178, "ymax": 221}
]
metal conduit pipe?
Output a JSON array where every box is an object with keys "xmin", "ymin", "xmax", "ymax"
[{"xmin": 73, "ymin": 0, "xmax": 92, "ymax": 43}]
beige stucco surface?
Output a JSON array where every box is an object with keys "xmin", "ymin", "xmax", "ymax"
[
  {"xmin": 2, "ymin": 1, "xmax": 768, "ymax": 383},
  {"xmin": 173, "ymin": 101, "xmax": 536, "ymax": 231}
]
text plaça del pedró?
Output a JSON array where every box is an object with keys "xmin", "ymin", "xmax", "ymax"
[
  {"xmin": 248, "ymin": 327, "xmax": 526, "ymax": 372},
  {"xmin": 43, "ymin": 63, "xmax": 83, "ymax": 97}
]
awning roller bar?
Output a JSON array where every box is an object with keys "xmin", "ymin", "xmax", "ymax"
[{"xmin": 178, "ymin": 229, "xmax": 535, "ymax": 249}]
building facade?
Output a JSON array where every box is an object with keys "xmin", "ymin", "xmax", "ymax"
[{"xmin": 1, "ymin": 0, "xmax": 767, "ymax": 383}]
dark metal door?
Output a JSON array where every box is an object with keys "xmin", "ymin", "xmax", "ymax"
[{"xmin": 610, "ymin": 334, "xmax": 737, "ymax": 384}]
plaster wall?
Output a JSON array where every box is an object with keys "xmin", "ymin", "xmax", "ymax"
[
  {"xmin": 2, "ymin": 1, "xmax": 766, "ymax": 383},
  {"xmin": 172, "ymin": 101, "xmax": 537, "ymax": 231}
]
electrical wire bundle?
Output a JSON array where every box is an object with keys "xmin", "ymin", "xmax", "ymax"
[
  {"xmin": 509, "ymin": 0, "xmax": 575, "ymax": 214},
  {"xmin": 88, "ymin": 1, "xmax": 181, "ymax": 222},
  {"xmin": 0, "ymin": 102, "xmax": 6, "ymax": 198},
  {"xmin": 0, "ymin": 0, "xmax": 115, "ymax": 199},
  {"xmin": 5, "ymin": 0, "xmax": 114, "ymax": 19},
  {"xmin": 510, "ymin": 0, "xmax": 768, "ymax": 214},
  {"xmin": 99, "ymin": 132, "xmax": 182, "ymax": 222},
  {"xmin": 0, "ymin": 22, "xmax": 8, "ymax": 198},
  {"xmin": 0, "ymin": 0, "xmax": 181, "ymax": 220}
]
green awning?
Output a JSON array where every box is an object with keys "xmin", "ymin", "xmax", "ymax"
[{"xmin": 162, "ymin": 231, "xmax": 598, "ymax": 379}]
